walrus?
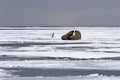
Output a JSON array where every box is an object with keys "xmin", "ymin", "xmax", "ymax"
[
  {"xmin": 61, "ymin": 31, "xmax": 74, "ymax": 40},
  {"xmin": 61, "ymin": 30, "xmax": 81, "ymax": 40}
]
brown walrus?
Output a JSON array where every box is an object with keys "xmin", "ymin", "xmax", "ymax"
[{"xmin": 61, "ymin": 30, "xmax": 81, "ymax": 40}]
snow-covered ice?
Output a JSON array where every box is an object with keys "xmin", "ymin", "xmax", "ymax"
[{"xmin": 0, "ymin": 26, "xmax": 120, "ymax": 79}]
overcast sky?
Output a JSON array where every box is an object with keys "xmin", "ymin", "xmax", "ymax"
[{"xmin": 0, "ymin": 0, "xmax": 120, "ymax": 26}]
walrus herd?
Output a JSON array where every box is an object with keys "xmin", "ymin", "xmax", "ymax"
[{"xmin": 61, "ymin": 30, "xmax": 81, "ymax": 40}]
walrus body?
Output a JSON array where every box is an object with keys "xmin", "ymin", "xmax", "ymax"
[{"xmin": 61, "ymin": 30, "xmax": 81, "ymax": 40}]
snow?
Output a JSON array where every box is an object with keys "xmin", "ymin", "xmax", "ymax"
[
  {"xmin": 1, "ymin": 60, "xmax": 120, "ymax": 70},
  {"xmin": 1, "ymin": 74, "xmax": 120, "ymax": 80},
  {"xmin": 0, "ymin": 27, "xmax": 120, "ymax": 79},
  {"xmin": 0, "ymin": 51, "xmax": 120, "ymax": 59},
  {"xmin": 0, "ymin": 27, "xmax": 120, "ymax": 41},
  {"xmin": 0, "ymin": 69, "xmax": 13, "ymax": 77}
]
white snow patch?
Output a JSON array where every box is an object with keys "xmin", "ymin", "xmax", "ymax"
[
  {"xmin": 0, "ymin": 69, "xmax": 14, "ymax": 77},
  {"xmin": 1, "ymin": 60, "xmax": 120, "ymax": 70},
  {"xmin": 0, "ymin": 51, "xmax": 120, "ymax": 59}
]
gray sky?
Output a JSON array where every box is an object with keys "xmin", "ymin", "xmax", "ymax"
[{"xmin": 0, "ymin": 0, "xmax": 120, "ymax": 26}]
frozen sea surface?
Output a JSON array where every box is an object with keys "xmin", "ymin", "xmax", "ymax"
[{"xmin": 0, "ymin": 26, "xmax": 120, "ymax": 80}]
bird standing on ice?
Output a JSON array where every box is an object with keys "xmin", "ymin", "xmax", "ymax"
[{"xmin": 51, "ymin": 33, "xmax": 54, "ymax": 38}]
